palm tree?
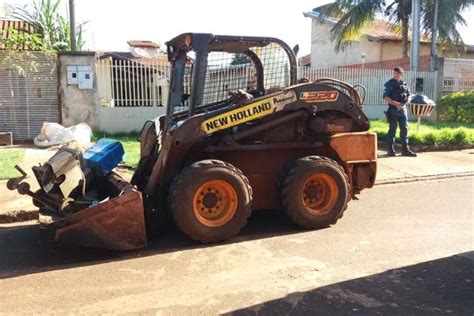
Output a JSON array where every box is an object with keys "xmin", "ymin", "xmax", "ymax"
[
  {"xmin": 321, "ymin": 0, "xmax": 473, "ymax": 57},
  {"xmin": 422, "ymin": 0, "xmax": 472, "ymax": 53},
  {"xmin": 13, "ymin": 0, "xmax": 85, "ymax": 51}
]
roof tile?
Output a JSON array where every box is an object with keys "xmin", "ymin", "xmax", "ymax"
[
  {"xmin": 0, "ymin": 19, "xmax": 35, "ymax": 50},
  {"xmin": 127, "ymin": 40, "xmax": 160, "ymax": 48}
]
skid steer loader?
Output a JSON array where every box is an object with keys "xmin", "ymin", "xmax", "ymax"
[{"xmin": 7, "ymin": 33, "xmax": 377, "ymax": 250}]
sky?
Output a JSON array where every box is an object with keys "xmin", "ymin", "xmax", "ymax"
[{"xmin": 1, "ymin": 0, "xmax": 473, "ymax": 56}]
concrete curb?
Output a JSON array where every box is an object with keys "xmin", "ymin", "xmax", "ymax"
[
  {"xmin": 1, "ymin": 172, "xmax": 473, "ymax": 224},
  {"xmin": 375, "ymin": 171, "xmax": 474, "ymax": 186},
  {"xmin": 377, "ymin": 141, "xmax": 474, "ymax": 154}
]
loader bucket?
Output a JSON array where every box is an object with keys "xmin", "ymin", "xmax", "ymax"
[{"xmin": 52, "ymin": 190, "xmax": 147, "ymax": 251}]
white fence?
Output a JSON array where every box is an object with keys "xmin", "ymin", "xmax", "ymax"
[
  {"xmin": 96, "ymin": 58, "xmax": 171, "ymax": 132},
  {"xmin": 443, "ymin": 58, "xmax": 474, "ymax": 93},
  {"xmin": 96, "ymin": 58, "xmax": 171, "ymax": 107},
  {"xmin": 300, "ymin": 67, "xmax": 438, "ymax": 119},
  {"xmin": 96, "ymin": 60, "xmax": 439, "ymax": 123}
]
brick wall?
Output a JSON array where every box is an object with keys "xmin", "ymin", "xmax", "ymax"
[{"xmin": 342, "ymin": 55, "xmax": 431, "ymax": 71}]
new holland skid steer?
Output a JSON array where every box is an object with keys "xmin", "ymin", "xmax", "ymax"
[{"xmin": 7, "ymin": 33, "xmax": 377, "ymax": 250}]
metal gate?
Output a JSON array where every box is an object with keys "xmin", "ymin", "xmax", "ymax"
[
  {"xmin": 96, "ymin": 58, "xmax": 171, "ymax": 107},
  {"xmin": 0, "ymin": 51, "xmax": 59, "ymax": 141}
]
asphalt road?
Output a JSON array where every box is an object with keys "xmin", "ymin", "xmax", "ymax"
[{"xmin": 0, "ymin": 177, "xmax": 473, "ymax": 315}]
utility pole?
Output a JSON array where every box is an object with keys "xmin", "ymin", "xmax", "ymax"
[
  {"xmin": 430, "ymin": 0, "xmax": 439, "ymax": 71},
  {"xmin": 410, "ymin": 0, "xmax": 421, "ymax": 71},
  {"xmin": 69, "ymin": 0, "xmax": 76, "ymax": 51}
]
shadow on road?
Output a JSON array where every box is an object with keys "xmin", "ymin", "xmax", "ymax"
[
  {"xmin": 0, "ymin": 209, "xmax": 303, "ymax": 279},
  {"xmin": 227, "ymin": 252, "xmax": 474, "ymax": 315}
]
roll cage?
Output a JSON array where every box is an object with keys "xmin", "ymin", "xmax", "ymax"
[{"xmin": 165, "ymin": 33, "xmax": 298, "ymax": 127}]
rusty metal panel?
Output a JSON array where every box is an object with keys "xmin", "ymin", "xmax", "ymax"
[
  {"xmin": 55, "ymin": 190, "xmax": 147, "ymax": 251},
  {"xmin": 213, "ymin": 146, "xmax": 332, "ymax": 210},
  {"xmin": 0, "ymin": 51, "xmax": 59, "ymax": 141},
  {"xmin": 329, "ymin": 132, "xmax": 377, "ymax": 163},
  {"xmin": 35, "ymin": 172, "xmax": 148, "ymax": 251},
  {"xmin": 351, "ymin": 162, "xmax": 377, "ymax": 191}
]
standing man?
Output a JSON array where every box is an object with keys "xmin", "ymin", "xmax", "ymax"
[{"xmin": 383, "ymin": 67, "xmax": 417, "ymax": 157}]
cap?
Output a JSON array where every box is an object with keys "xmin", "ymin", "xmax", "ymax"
[{"xmin": 393, "ymin": 67, "xmax": 404, "ymax": 74}]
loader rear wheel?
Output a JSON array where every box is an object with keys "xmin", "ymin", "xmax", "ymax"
[
  {"xmin": 169, "ymin": 160, "xmax": 252, "ymax": 243},
  {"xmin": 280, "ymin": 156, "xmax": 349, "ymax": 229}
]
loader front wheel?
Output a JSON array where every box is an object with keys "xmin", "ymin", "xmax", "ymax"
[
  {"xmin": 169, "ymin": 160, "xmax": 252, "ymax": 243},
  {"xmin": 280, "ymin": 156, "xmax": 349, "ymax": 229}
]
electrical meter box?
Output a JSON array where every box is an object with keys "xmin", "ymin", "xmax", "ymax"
[
  {"xmin": 66, "ymin": 65, "xmax": 93, "ymax": 89},
  {"xmin": 78, "ymin": 66, "xmax": 93, "ymax": 89},
  {"xmin": 67, "ymin": 65, "xmax": 79, "ymax": 84}
]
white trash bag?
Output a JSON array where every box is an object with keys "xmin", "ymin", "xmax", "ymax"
[{"xmin": 34, "ymin": 122, "xmax": 92, "ymax": 148}]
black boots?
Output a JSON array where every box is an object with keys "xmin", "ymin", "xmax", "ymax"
[
  {"xmin": 402, "ymin": 144, "xmax": 417, "ymax": 157},
  {"xmin": 387, "ymin": 143, "xmax": 396, "ymax": 156},
  {"xmin": 387, "ymin": 143, "xmax": 417, "ymax": 157}
]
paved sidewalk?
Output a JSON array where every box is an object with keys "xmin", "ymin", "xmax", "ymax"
[
  {"xmin": 1, "ymin": 149, "xmax": 473, "ymax": 220},
  {"xmin": 377, "ymin": 149, "xmax": 474, "ymax": 183}
]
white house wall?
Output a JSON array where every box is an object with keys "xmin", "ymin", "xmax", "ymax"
[
  {"xmin": 380, "ymin": 41, "xmax": 431, "ymax": 61},
  {"xmin": 99, "ymin": 106, "xmax": 166, "ymax": 133},
  {"xmin": 310, "ymin": 20, "xmax": 382, "ymax": 68},
  {"xmin": 310, "ymin": 20, "xmax": 438, "ymax": 68}
]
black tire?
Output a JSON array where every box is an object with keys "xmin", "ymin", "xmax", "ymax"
[
  {"xmin": 168, "ymin": 160, "xmax": 252, "ymax": 243},
  {"xmin": 280, "ymin": 156, "xmax": 350, "ymax": 229}
]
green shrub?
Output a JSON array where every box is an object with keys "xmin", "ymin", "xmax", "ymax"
[
  {"xmin": 369, "ymin": 120, "xmax": 474, "ymax": 147},
  {"xmin": 422, "ymin": 132, "xmax": 438, "ymax": 146},
  {"xmin": 438, "ymin": 90, "xmax": 474, "ymax": 123},
  {"xmin": 453, "ymin": 128, "xmax": 469, "ymax": 145},
  {"xmin": 436, "ymin": 129, "xmax": 453, "ymax": 146}
]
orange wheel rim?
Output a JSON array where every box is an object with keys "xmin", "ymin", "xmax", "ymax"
[
  {"xmin": 193, "ymin": 180, "xmax": 238, "ymax": 227},
  {"xmin": 301, "ymin": 173, "xmax": 338, "ymax": 216}
]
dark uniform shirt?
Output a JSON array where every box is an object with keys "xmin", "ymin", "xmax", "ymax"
[{"xmin": 383, "ymin": 78, "xmax": 410, "ymax": 105}]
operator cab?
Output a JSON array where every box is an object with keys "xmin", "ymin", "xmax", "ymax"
[{"xmin": 165, "ymin": 33, "xmax": 298, "ymax": 127}]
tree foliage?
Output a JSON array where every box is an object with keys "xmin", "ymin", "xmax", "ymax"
[
  {"xmin": 231, "ymin": 53, "xmax": 252, "ymax": 66},
  {"xmin": 438, "ymin": 90, "xmax": 474, "ymax": 124},
  {"xmin": 320, "ymin": 0, "xmax": 473, "ymax": 56},
  {"xmin": 0, "ymin": 28, "xmax": 44, "ymax": 51},
  {"xmin": 0, "ymin": 0, "xmax": 86, "ymax": 75},
  {"xmin": 421, "ymin": 0, "xmax": 473, "ymax": 53},
  {"xmin": 0, "ymin": 28, "xmax": 46, "ymax": 75},
  {"xmin": 12, "ymin": 0, "xmax": 86, "ymax": 51}
]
